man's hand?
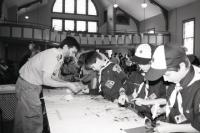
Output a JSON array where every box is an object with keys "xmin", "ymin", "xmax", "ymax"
[{"xmin": 68, "ymin": 82, "xmax": 86, "ymax": 94}]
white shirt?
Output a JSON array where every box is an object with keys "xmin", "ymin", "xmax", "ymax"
[{"xmin": 19, "ymin": 48, "xmax": 63, "ymax": 85}]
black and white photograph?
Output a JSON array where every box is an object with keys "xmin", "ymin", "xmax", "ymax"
[{"xmin": 0, "ymin": 0, "xmax": 200, "ymax": 133}]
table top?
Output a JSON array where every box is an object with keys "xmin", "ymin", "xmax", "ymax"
[
  {"xmin": 0, "ymin": 84, "xmax": 15, "ymax": 94},
  {"xmin": 43, "ymin": 89, "xmax": 145, "ymax": 133}
]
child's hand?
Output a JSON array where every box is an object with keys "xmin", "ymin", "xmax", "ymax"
[{"xmin": 133, "ymin": 98, "xmax": 145, "ymax": 106}]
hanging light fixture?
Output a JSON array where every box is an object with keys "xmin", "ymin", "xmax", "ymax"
[
  {"xmin": 113, "ymin": 0, "xmax": 119, "ymax": 8},
  {"xmin": 141, "ymin": 0, "xmax": 148, "ymax": 8}
]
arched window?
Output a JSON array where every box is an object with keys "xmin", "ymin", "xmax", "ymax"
[{"xmin": 52, "ymin": 0, "xmax": 98, "ymax": 32}]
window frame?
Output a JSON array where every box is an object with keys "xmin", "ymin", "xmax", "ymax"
[
  {"xmin": 51, "ymin": 18, "xmax": 98, "ymax": 32},
  {"xmin": 182, "ymin": 18, "xmax": 195, "ymax": 55},
  {"xmin": 51, "ymin": 0, "xmax": 99, "ymax": 33},
  {"xmin": 51, "ymin": 18, "xmax": 63, "ymax": 31},
  {"xmin": 52, "ymin": 0, "xmax": 98, "ymax": 16}
]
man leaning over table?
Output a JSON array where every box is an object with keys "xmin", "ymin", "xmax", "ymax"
[{"xmin": 14, "ymin": 36, "xmax": 85, "ymax": 133}]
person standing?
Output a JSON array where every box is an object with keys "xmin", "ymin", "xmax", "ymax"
[{"xmin": 14, "ymin": 36, "xmax": 83, "ymax": 133}]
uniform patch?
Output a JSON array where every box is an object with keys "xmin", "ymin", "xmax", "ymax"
[
  {"xmin": 174, "ymin": 114, "xmax": 187, "ymax": 124},
  {"xmin": 112, "ymin": 64, "xmax": 122, "ymax": 73},
  {"xmin": 105, "ymin": 80, "xmax": 115, "ymax": 89}
]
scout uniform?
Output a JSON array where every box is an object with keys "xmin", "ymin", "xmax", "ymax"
[
  {"xmin": 98, "ymin": 61, "xmax": 132, "ymax": 101},
  {"xmin": 146, "ymin": 45, "xmax": 200, "ymax": 131},
  {"xmin": 166, "ymin": 65, "xmax": 200, "ymax": 131},
  {"xmin": 130, "ymin": 44, "xmax": 166, "ymax": 119}
]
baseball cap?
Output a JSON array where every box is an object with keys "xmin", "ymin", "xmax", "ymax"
[
  {"xmin": 131, "ymin": 44, "xmax": 152, "ymax": 65},
  {"xmin": 145, "ymin": 45, "xmax": 187, "ymax": 81}
]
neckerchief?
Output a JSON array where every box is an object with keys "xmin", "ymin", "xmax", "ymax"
[
  {"xmin": 166, "ymin": 83, "xmax": 183, "ymax": 117},
  {"xmin": 98, "ymin": 61, "xmax": 112, "ymax": 92}
]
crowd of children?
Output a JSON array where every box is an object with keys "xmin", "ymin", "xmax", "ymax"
[{"xmin": 81, "ymin": 43, "xmax": 200, "ymax": 133}]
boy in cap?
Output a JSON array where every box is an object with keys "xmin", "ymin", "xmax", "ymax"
[
  {"xmin": 84, "ymin": 51, "xmax": 134, "ymax": 102},
  {"xmin": 122, "ymin": 44, "xmax": 166, "ymax": 121},
  {"xmin": 146, "ymin": 45, "xmax": 200, "ymax": 132}
]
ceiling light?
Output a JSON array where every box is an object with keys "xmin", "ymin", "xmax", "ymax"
[
  {"xmin": 113, "ymin": 3, "xmax": 118, "ymax": 8},
  {"xmin": 113, "ymin": 0, "xmax": 118, "ymax": 8},
  {"xmin": 141, "ymin": 0, "xmax": 148, "ymax": 8},
  {"xmin": 25, "ymin": 16, "xmax": 29, "ymax": 19}
]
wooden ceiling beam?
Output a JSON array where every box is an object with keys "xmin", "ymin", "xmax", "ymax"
[
  {"xmin": 18, "ymin": 0, "xmax": 42, "ymax": 11},
  {"xmin": 149, "ymin": 0, "xmax": 168, "ymax": 31},
  {"xmin": 0, "ymin": 0, "xmax": 4, "ymax": 18}
]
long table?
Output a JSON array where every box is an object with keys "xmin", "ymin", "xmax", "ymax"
[{"xmin": 43, "ymin": 89, "xmax": 146, "ymax": 133}]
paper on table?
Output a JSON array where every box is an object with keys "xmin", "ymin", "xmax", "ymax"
[{"xmin": 43, "ymin": 89, "xmax": 145, "ymax": 133}]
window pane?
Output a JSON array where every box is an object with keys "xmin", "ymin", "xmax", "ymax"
[
  {"xmin": 65, "ymin": 20, "xmax": 74, "ymax": 31},
  {"xmin": 77, "ymin": 0, "xmax": 86, "ymax": 14},
  {"xmin": 76, "ymin": 21, "xmax": 86, "ymax": 31},
  {"xmin": 52, "ymin": 19, "xmax": 62, "ymax": 31},
  {"xmin": 65, "ymin": 0, "xmax": 74, "ymax": 13},
  {"xmin": 88, "ymin": 21, "xmax": 97, "ymax": 32},
  {"xmin": 183, "ymin": 21, "xmax": 194, "ymax": 38},
  {"xmin": 88, "ymin": 0, "xmax": 97, "ymax": 15},
  {"xmin": 53, "ymin": 0, "xmax": 63, "ymax": 13},
  {"xmin": 184, "ymin": 38, "xmax": 194, "ymax": 55}
]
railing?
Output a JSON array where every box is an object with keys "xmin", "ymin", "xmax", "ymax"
[{"xmin": 0, "ymin": 20, "xmax": 170, "ymax": 47}]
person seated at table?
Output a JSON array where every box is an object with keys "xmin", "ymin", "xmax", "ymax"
[
  {"xmin": 84, "ymin": 51, "xmax": 136, "ymax": 102},
  {"xmin": 145, "ymin": 45, "xmax": 200, "ymax": 133},
  {"xmin": 118, "ymin": 44, "xmax": 166, "ymax": 121},
  {"xmin": 77, "ymin": 51, "xmax": 99, "ymax": 95}
]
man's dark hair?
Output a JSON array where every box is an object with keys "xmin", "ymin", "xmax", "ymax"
[
  {"xmin": 84, "ymin": 51, "xmax": 102, "ymax": 67},
  {"xmin": 59, "ymin": 36, "xmax": 80, "ymax": 51}
]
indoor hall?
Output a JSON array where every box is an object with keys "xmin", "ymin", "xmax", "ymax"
[{"xmin": 0, "ymin": 0, "xmax": 200, "ymax": 133}]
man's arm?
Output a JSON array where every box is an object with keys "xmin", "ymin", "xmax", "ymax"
[{"xmin": 42, "ymin": 71, "xmax": 82, "ymax": 93}]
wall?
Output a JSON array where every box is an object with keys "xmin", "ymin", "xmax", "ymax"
[
  {"xmin": 0, "ymin": 42, "xmax": 5, "ymax": 59},
  {"xmin": 99, "ymin": 22, "xmax": 108, "ymax": 34},
  {"xmin": 140, "ymin": 0, "xmax": 200, "ymax": 59},
  {"xmin": 0, "ymin": 2, "xmax": 8, "ymax": 20},
  {"xmin": 168, "ymin": 0, "xmax": 200, "ymax": 58},
  {"xmin": 140, "ymin": 14, "xmax": 166, "ymax": 32},
  {"xmin": 7, "ymin": 6, "xmax": 17, "ymax": 21},
  {"xmin": 116, "ymin": 19, "xmax": 138, "ymax": 33},
  {"xmin": 107, "ymin": 5, "xmax": 114, "ymax": 34}
]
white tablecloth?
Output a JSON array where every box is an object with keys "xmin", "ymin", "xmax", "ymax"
[{"xmin": 43, "ymin": 89, "xmax": 145, "ymax": 133}]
